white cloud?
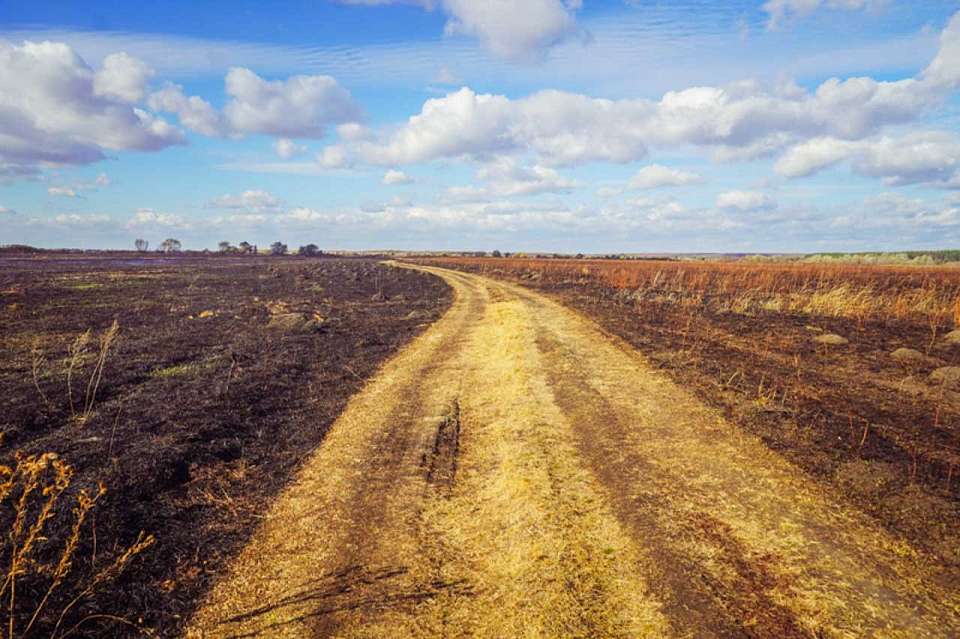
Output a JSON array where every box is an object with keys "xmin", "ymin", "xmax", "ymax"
[
  {"xmin": 441, "ymin": 0, "xmax": 585, "ymax": 62},
  {"xmin": 150, "ymin": 68, "xmax": 361, "ymax": 140},
  {"xmin": 834, "ymin": 192, "xmax": 960, "ymax": 229},
  {"xmin": 476, "ymin": 157, "xmax": 576, "ymax": 195},
  {"xmin": 338, "ymin": 0, "xmax": 584, "ymax": 62},
  {"xmin": 0, "ymin": 40, "xmax": 183, "ymax": 177},
  {"xmin": 48, "ymin": 186, "xmax": 79, "ymax": 198},
  {"xmin": 46, "ymin": 173, "xmax": 112, "ymax": 198},
  {"xmin": 93, "ymin": 52, "xmax": 153, "ymax": 103},
  {"xmin": 222, "ymin": 67, "xmax": 360, "ymax": 138},
  {"xmin": 274, "ymin": 137, "xmax": 307, "ymax": 159},
  {"xmin": 762, "ymin": 0, "xmax": 879, "ymax": 31},
  {"xmin": 317, "ymin": 146, "xmax": 350, "ymax": 169},
  {"xmin": 0, "ymin": 205, "xmax": 16, "ymax": 215},
  {"xmin": 383, "ymin": 169, "xmax": 413, "ymax": 185},
  {"xmin": 628, "ymin": 164, "xmax": 703, "ymax": 189},
  {"xmin": 312, "ymin": 13, "xmax": 960, "ymax": 173},
  {"xmin": 446, "ymin": 159, "xmax": 576, "ymax": 201},
  {"xmin": 52, "ymin": 213, "xmax": 110, "ymax": 226},
  {"xmin": 776, "ymin": 131, "xmax": 960, "ymax": 188},
  {"xmin": 716, "ymin": 190, "xmax": 777, "ymax": 211},
  {"xmin": 434, "ymin": 65, "xmax": 461, "ymax": 85},
  {"xmin": 147, "ymin": 83, "xmax": 228, "ymax": 136},
  {"xmin": 322, "ymin": 66, "xmax": 938, "ymax": 169},
  {"xmin": 207, "ymin": 189, "xmax": 283, "ymax": 212},
  {"xmin": 775, "ymin": 136, "xmax": 859, "ymax": 177},
  {"xmin": 921, "ymin": 12, "xmax": 960, "ymax": 91},
  {"xmin": 128, "ymin": 208, "xmax": 191, "ymax": 229}
]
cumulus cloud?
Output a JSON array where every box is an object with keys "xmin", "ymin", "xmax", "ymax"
[
  {"xmin": 147, "ymin": 83, "xmax": 228, "ymax": 137},
  {"xmin": 441, "ymin": 0, "xmax": 585, "ymax": 62},
  {"xmin": 628, "ymin": 164, "xmax": 703, "ymax": 190},
  {"xmin": 716, "ymin": 190, "xmax": 777, "ymax": 211},
  {"xmin": 320, "ymin": 66, "xmax": 937, "ymax": 169},
  {"xmin": 383, "ymin": 169, "xmax": 413, "ymax": 185},
  {"xmin": 149, "ymin": 68, "xmax": 361, "ymax": 140},
  {"xmin": 312, "ymin": 12, "xmax": 960, "ymax": 175},
  {"xmin": 447, "ymin": 158, "xmax": 576, "ymax": 200},
  {"xmin": 777, "ymin": 131, "xmax": 960, "ymax": 188},
  {"xmin": 775, "ymin": 136, "xmax": 859, "ymax": 177},
  {"xmin": 0, "ymin": 40, "xmax": 183, "ymax": 178},
  {"xmin": 223, "ymin": 67, "xmax": 360, "ymax": 137},
  {"xmin": 93, "ymin": 52, "xmax": 153, "ymax": 103},
  {"xmin": 274, "ymin": 137, "xmax": 307, "ymax": 159},
  {"xmin": 338, "ymin": 0, "xmax": 584, "ymax": 61},
  {"xmin": 762, "ymin": 0, "xmax": 879, "ymax": 31},
  {"xmin": 207, "ymin": 189, "xmax": 283, "ymax": 212}
]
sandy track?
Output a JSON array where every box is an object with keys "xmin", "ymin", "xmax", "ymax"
[{"xmin": 186, "ymin": 265, "xmax": 960, "ymax": 639}]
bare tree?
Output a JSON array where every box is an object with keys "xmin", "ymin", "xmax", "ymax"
[
  {"xmin": 134, "ymin": 239, "xmax": 149, "ymax": 252},
  {"xmin": 159, "ymin": 238, "xmax": 182, "ymax": 253}
]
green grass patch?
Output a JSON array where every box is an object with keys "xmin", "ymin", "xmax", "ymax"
[{"xmin": 150, "ymin": 362, "xmax": 202, "ymax": 378}]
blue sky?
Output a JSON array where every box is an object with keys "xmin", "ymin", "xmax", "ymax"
[{"xmin": 2, "ymin": 0, "xmax": 960, "ymax": 252}]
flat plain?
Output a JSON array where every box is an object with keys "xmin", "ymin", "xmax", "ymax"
[{"xmin": 3, "ymin": 254, "xmax": 960, "ymax": 638}]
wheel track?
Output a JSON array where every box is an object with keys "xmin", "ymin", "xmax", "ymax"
[{"xmin": 186, "ymin": 265, "xmax": 960, "ymax": 639}]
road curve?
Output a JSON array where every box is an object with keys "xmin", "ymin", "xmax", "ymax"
[{"xmin": 186, "ymin": 264, "xmax": 960, "ymax": 639}]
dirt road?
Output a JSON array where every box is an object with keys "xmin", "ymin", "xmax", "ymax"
[{"xmin": 187, "ymin": 265, "xmax": 960, "ymax": 638}]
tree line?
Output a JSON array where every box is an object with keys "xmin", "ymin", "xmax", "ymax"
[{"xmin": 134, "ymin": 238, "xmax": 323, "ymax": 256}]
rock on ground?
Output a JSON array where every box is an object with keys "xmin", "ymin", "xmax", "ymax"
[
  {"xmin": 814, "ymin": 333, "xmax": 848, "ymax": 346},
  {"xmin": 890, "ymin": 348, "xmax": 931, "ymax": 366},
  {"xmin": 930, "ymin": 366, "xmax": 960, "ymax": 388}
]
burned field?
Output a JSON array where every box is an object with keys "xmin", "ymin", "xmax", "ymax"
[
  {"xmin": 416, "ymin": 257, "xmax": 960, "ymax": 579},
  {"xmin": 0, "ymin": 254, "xmax": 451, "ymax": 638}
]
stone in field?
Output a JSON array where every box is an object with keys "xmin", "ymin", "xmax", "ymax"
[
  {"xmin": 930, "ymin": 366, "xmax": 960, "ymax": 388},
  {"xmin": 267, "ymin": 312, "xmax": 323, "ymax": 333},
  {"xmin": 890, "ymin": 348, "xmax": 930, "ymax": 366},
  {"xmin": 814, "ymin": 333, "xmax": 848, "ymax": 346}
]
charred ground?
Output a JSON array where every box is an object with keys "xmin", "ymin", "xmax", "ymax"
[{"xmin": 0, "ymin": 254, "xmax": 451, "ymax": 637}]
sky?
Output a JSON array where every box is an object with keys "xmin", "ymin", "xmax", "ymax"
[{"xmin": 2, "ymin": 0, "xmax": 960, "ymax": 253}]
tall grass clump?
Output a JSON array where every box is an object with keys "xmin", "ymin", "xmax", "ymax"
[{"xmin": 31, "ymin": 320, "xmax": 120, "ymax": 424}]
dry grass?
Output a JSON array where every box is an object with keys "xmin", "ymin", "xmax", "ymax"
[
  {"xmin": 0, "ymin": 447, "xmax": 155, "ymax": 638},
  {"xmin": 424, "ymin": 257, "xmax": 960, "ymax": 327},
  {"xmin": 31, "ymin": 320, "xmax": 121, "ymax": 424}
]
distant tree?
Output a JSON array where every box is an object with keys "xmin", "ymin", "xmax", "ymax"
[
  {"xmin": 575, "ymin": 253, "xmax": 584, "ymax": 260},
  {"xmin": 270, "ymin": 241, "xmax": 288, "ymax": 256},
  {"xmin": 238, "ymin": 241, "xmax": 253, "ymax": 254},
  {"xmin": 134, "ymin": 238, "xmax": 149, "ymax": 252},
  {"xmin": 299, "ymin": 243, "xmax": 320, "ymax": 257},
  {"xmin": 159, "ymin": 238, "xmax": 182, "ymax": 253},
  {"xmin": 491, "ymin": 250, "xmax": 502, "ymax": 258},
  {"xmin": 218, "ymin": 241, "xmax": 234, "ymax": 254}
]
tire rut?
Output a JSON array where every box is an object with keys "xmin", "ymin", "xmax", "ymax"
[{"xmin": 187, "ymin": 265, "xmax": 960, "ymax": 639}]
